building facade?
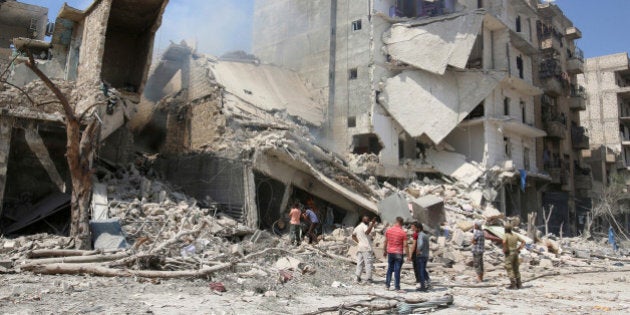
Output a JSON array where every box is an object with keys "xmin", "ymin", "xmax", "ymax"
[
  {"xmin": 254, "ymin": 0, "xmax": 589, "ymax": 224},
  {"xmin": 579, "ymin": 53, "xmax": 630, "ymax": 206},
  {"xmin": 0, "ymin": 0, "xmax": 48, "ymax": 71},
  {"xmin": 535, "ymin": 2, "xmax": 590, "ymax": 235}
]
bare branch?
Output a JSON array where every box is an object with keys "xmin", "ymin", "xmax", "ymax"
[
  {"xmin": 0, "ymin": 79, "xmax": 35, "ymax": 105},
  {"xmin": 25, "ymin": 52, "xmax": 77, "ymax": 121}
]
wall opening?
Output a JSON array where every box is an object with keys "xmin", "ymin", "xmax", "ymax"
[
  {"xmin": 516, "ymin": 55, "xmax": 524, "ymax": 79},
  {"xmin": 504, "ymin": 97, "xmax": 511, "ymax": 116},
  {"xmin": 348, "ymin": 67, "xmax": 358, "ymax": 80},
  {"xmin": 465, "ymin": 102, "xmax": 484, "ymax": 120},
  {"xmin": 254, "ymin": 172, "xmax": 286, "ymax": 230},
  {"xmin": 2, "ymin": 126, "xmax": 71, "ymax": 236},
  {"xmin": 351, "ymin": 19, "xmax": 362, "ymax": 31},
  {"xmin": 101, "ymin": 0, "xmax": 165, "ymax": 92},
  {"xmin": 352, "ymin": 133, "xmax": 383, "ymax": 155},
  {"xmin": 347, "ymin": 116, "xmax": 356, "ymax": 128},
  {"xmin": 516, "ymin": 15, "xmax": 522, "ymax": 33}
]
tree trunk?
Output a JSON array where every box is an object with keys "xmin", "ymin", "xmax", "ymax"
[{"xmin": 24, "ymin": 53, "xmax": 100, "ymax": 250}]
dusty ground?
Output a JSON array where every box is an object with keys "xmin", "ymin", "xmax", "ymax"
[{"xmin": 1, "ymin": 265, "xmax": 628, "ymax": 314}]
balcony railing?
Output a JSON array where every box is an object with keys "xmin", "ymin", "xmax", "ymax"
[
  {"xmin": 569, "ymin": 85, "xmax": 587, "ymax": 111},
  {"xmin": 539, "ymin": 58, "xmax": 569, "ymax": 95},
  {"xmin": 571, "ymin": 126, "xmax": 589, "ymax": 150},
  {"xmin": 567, "ymin": 47, "xmax": 585, "ymax": 74}
]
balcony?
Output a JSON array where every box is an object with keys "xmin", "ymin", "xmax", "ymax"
[
  {"xmin": 574, "ymin": 174, "xmax": 592, "ymax": 191},
  {"xmin": 567, "ymin": 49, "xmax": 584, "ymax": 75},
  {"xmin": 565, "ymin": 26, "xmax": 582, "ymax": 40},
  {"xmin": 547, "ymin": 167, "xmax": 568, "ymax": 185},
  {"xmin": 539, "ymin": 58, "xmax": 568, "ymax": 96},
  {"xmin": 571, "ymin": 126, "xmax": 589, "ymax": 150},
  {"xmin": 544, "ymin": 120, "xmax": 566, "ymax": 139},
  {"xmin": 569, "ymin": 85, "xmax": 586, "ymax": 111}
]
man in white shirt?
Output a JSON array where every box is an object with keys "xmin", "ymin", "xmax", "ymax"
[{"xmin": 352, "ymin": 216, "xmax": 377, "ymax": 283}]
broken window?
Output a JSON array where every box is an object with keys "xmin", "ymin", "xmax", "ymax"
[
  {"xmin": 516, "ymin": 16, "xmax": 522, "ymax": 33},
  {"xmin": 477, "ymin": 0, "xmax": 483, "ymax": 9},
  {"xmin": 352, "ymin": 133, "xmax": 383, "ymax": 155},
  {"xmin": 399, "ymin": 139, "xmax": 405, "ymax": 160},
  {"xmin": 520, "ymin": 101, "xmax": 526, "ymax": 123},
  {"xmin": 347, "ymin": 116, "xmax": 356, "ymax": 128},
  {"xmin": 516, "ymin": 56, "xmax": 524, "ymax": 79},
  {"xmin": 504, "ymin": 97, "xmax": 511, "ymax": 116},
  {"xmin": 349, "ymin": 68, "xmax": 358, "ymax": 80},
  {"xmin": 504, "ymin": 137, "xmax": 512, "ymax": 158},
  {"xmin": 524, "ymin": 147, "xmax": 530, "ymax": 170},
  {"xmin": 464, "ymin": 102, "xmax": 484, "ymax": 120},
  {"xmin": 351, "ymin": 19, "xmax": 362, "ymax": 31}
]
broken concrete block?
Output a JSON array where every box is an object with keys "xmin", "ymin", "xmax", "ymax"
[
  {"xmin": 482, "ymin": 206, "xmax": 503, "ymax": 220},
  {"xmin": 451, "ymin": 229, "xmax": 465, "ymax": 246},
  {"xmin": 0, "ymin": 259, "xmax": 13, "ymax": 269},
  {"xmin": 468, "ymin": 190, "xmax": 483, "ymax": 206},
  {"xmin": 572, "ymin": 249, "xmax": 590, "ymax": 259},
  {"xmin": 90, "ymin": 219, "xmax": 130, "ymax": 250},
  {"xmin": 230, "ymin": 244, "xmax": 244, "ymax": 257},
  {"xmin": 3, "ymin": 240, "xmax": 16, "ymax": 250},
  {"xmin": 378, "ymin": 193, "xmax": 412, "ymax": 224},
  {"xmin": 437, "ymin": 236, "xmax": 446, "ymax": 248},
  {"xmin": 410, "ymin": 195, "xmax": 445, "ymax": 231},
  {"xmin": 274, "ymin": 257, "xmax": 303, "ymax": 271},
  {"xmin": 456, "ymin": 221, "xmax": 474, "ymax": 232}
]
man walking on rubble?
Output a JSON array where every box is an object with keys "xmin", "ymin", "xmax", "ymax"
[
  {"xmin": 303, "ymin": 206, "xmax": 320, "ymax": 244},
  {"xmin": 353, "ymin": 216, "xmax": 377, "ymax": 284},
  {"xmin": 384, "ymin": 217, "xmax": 408, "ymax": 292},
  {"xmin": 471, "ymin": 221, "xmax": 485, "ymax": 282},
  {"xmin": 503, "ymin": 224, "xmax": 525, "ymax": 289},
  {"xmin": 409, "ymin": 222, "xmax": 431, "ymax": 291},
  {"xmin": 289, "ymin": 202, "xmax": 302, "ymax": 246}
]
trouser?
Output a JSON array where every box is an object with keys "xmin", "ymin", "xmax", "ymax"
[
  {"xmin": 416, "ymin": 256, "xmax": 430, "ymax": 288},
  {"xmin": 355, "ymin": 251, "xmax": 374, "ymax": 280},
  {"xmin": 385, "ymin": 253, "xmax": 403, "ymax": 290},
  {"xmin": 411, "ymin": 252, "xmax": 420, "ymax": 283},
  {"xmin": 307, "ymin": 222, "xmax": 320, "ymax": 244},
  {"xmin": 289, "ymin": 224, "xmax": 301, "ymax": 245},
  {"xmin": 504, "ymin": 252, "xmax": 520, "ymax": 280},
  {"xmin": 473, "ymin": 252, "xmax": 484, "ymax": 275}
]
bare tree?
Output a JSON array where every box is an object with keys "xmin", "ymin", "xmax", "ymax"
[
  {"xmin": 592, "ymin": 173, "xmax": 630, "ymax": 241},
  {"xmin": 4, "ymin": 52, "xmax": 101, "ymax": 249}
]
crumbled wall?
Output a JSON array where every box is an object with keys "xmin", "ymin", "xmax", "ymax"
[
  {"xmin": 77, "ymin": 0, "xmax": 112, "ymax": 87},
  {"xmin": 190, "ymin": 97, "xmax": 226, "ymax": 150}
]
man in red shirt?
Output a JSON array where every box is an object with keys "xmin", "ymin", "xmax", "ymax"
[
  {"xmin": 288, "ymin": 202, "xmax": 301, "ymax": 246},
  {"xmin": 383, "ymin": 217, "xmax": 408, "ymax": 292}
]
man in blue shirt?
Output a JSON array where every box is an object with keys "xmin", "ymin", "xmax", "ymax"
[{"xmin": 303, "ymin": 208, "xmax": 320, "ymax": 244}]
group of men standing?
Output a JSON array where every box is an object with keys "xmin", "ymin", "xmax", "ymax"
[
  {"xmin": 353, "ymin": 216, "xmax": 431, "ymax": 292},
  {"xmin": 352, "ymin": 216, "xmax": 526, "ymax": 292}
]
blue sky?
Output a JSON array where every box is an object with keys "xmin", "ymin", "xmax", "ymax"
[{"xmin": 20, "ymin": 0, "xmax": 629, "ymax": 58}]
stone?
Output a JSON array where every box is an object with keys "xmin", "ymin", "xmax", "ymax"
[
  {"xmin": 451, "ymin": 228, "xmax": 465, "ymax": 246},
  {"xmin": 264, "ymin": 291, "xmax": 277, "ymax": 297},
  {"xmin": 482, "ymin": 206, "xmax": 503, "ymax": 220},
  {"xmin": 539, "ymin": 258, "xmax": 553, "ymax": 269},
  {"xmin": 274, "ymin": 257, "xmax": 303, "ymax": 271},
  {"xmin": 230, "ymin": 244, "xmax": 244, "ymax": 257},
  {"xmin": 456, "ymin": 221, "xmax": 474, "ymax": 232}
]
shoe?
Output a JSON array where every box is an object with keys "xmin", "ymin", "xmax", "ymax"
[
  {"xmin": 416, "ymin": 287, "xmax": 428, "ymax": 292},
  {"xmin": 426, "ymin": 280, "xmax": 433, "ymax": 289},
  {"xmin": 507, "ymin": 279, "xmax": 517, "ymax": 290},
  {"xmin": 355, "ymin": 276, "xmax": 362, "ymax": 283},
  {"xmin": 415, "ymin": 283, "xmax": 422, "ymax": 289},
  {"xmin": 396, "ymin": 289, "xmax": 405, "ymax": 293},
  {"xmin": 516, "ymin": 277, "xmax": 522, "ymax": 289}
]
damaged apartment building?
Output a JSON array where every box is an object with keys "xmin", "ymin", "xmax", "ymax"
[
  {"xmin": 252, "ymin": 0, "xmax": 589, "ymax": 235},
  {"xmin": 579, "ymin": 52, "xmax": 630, "ymax": 230},
  {"xmin": 0, "ymin": 0, "xmax": 169, "ymax": 234}
]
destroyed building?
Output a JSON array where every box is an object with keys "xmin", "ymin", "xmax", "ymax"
[
  {"xmin": 252, "ymin": 0, "xmax": 592, "ymax": 235},
  {"xmin": 579, "ymin": 52, "xmax": 630, "ymax": 230},
  {"xmin": 535, "ymin": 2, "xmax": 590, "ymax": 236},
  {"xmin": 135, "ymin": 42, "xmax": 380, "ymax": 230},
  {"xmin": 0, "ymin": 0, "xmax": 169, "ymax": 234},
  {"xmin": 0, "ymin": 0, "xmax": 49, "ymax": 70}
]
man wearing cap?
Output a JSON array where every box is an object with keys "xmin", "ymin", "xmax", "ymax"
[
  {"xmin": 471, "ymin": 221, "xmax": 485, "ymax": 282},
  {"xmin": 503, "ymin": 224, "xmax": 525, "ymax": 289}
]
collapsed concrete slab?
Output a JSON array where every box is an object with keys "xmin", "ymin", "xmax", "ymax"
[
  {"xmin": 382, "ymin": 69, "xmax": 504, "ymax": 144},
  {"xmin": 384, "ymin": 10, "xmax": 486, "ymax": 75},
  {"xmin": 378, "ymin": 193, "xmax": 411, "ymax": 224},
  {"xmin": 410, "ymin": 194, "xmax": 445, "ymax": 232},
  {"xmin": 425, "ymin": 149, "xmax": 484, "ymax": 186}
]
